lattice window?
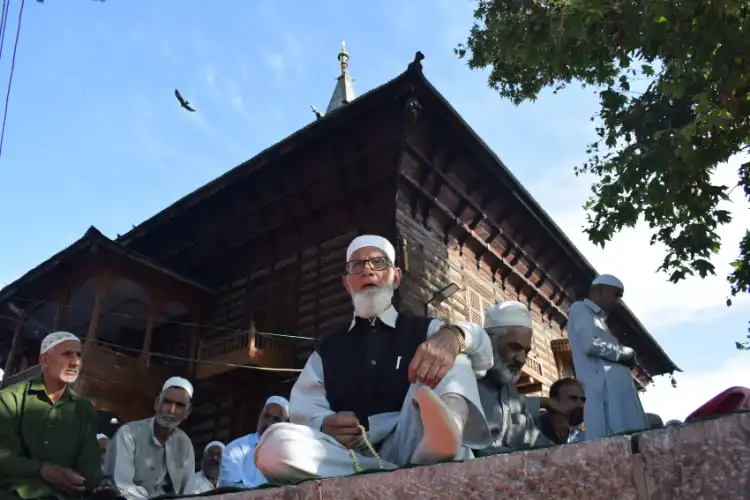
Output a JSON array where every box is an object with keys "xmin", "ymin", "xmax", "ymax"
[{"xmin": 467, "ymin": 289, "xmax": 496, "ymax": 326}]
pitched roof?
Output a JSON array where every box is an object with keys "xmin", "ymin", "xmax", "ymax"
[
  {"xmin": 0, "ymin": 226, "xmax": 214, "ymax": 304},
  {"xmin": 115, "ymin": 52, "xmax": 678, "ymax": 375}
]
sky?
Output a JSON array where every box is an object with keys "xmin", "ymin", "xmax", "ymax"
[{"xmin": 0, "ymin": 0, "xmax": 748, "ymax": 421}]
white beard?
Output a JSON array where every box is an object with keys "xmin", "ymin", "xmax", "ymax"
[
  {"xmin": 351, "ymin": 283, "xmax": 394, "ymax": 319},
  {"xmin": 487, "ymin": 359, "xmax": 522, "ymax": 386}
]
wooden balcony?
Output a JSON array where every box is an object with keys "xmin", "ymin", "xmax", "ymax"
[
  {"xmin": 196, "ymin": 329, "xmax": 294, "ymax": 380},
  {"xmin": 517, "ymin": 356, "xmax": 544, "ymax": 394}
]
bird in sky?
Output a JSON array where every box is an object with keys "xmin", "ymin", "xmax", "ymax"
[{"xmin": 174, "ymin": 90, "xmax": 196, "ymax": 112}]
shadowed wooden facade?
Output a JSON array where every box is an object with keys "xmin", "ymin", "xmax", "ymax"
[{"xmin": 0, "ymin": 50, "xmax": 678, "ymax": 452}]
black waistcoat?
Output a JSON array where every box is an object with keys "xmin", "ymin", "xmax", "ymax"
[{"xmin": 316, "ymin": 313, "xmax": 433, "ymax": 427}]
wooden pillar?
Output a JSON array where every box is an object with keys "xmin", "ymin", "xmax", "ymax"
[
  {"xmin": 188, "ymin": 311, "xmax": 201, "ymax": 379},
  {"xmin": 4, "ymin": 318, "xmax": 26, "ymax": 376},
  {"xmin": 52, "ymin": 290, "xmax": 71, "ymax": 331},
  {"xmin": 139, "ymin": 295, "xmax": 162, "ymax": 370},
  {"xmin": 84, "ymin": 275, "xmax": 111, "ymax": 357}
]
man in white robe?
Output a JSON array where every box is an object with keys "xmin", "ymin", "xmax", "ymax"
[
  {"xmin": 254, "ymin": 235, "xmax": 493, "ymax": 483},
  {"xmin": 192, "ymin": 441, "xmax": 224, "ymax": 494},
  {"xmin": 218, "ymin": 396, "xmax": 289, "ymax": 489},
  {"xmin": 567, "ymin": 274, "xmax": 649, "ymax": 440},
  {"xmin": 104, "ymin": 377, "xmax": 196, "ymax": 499}
]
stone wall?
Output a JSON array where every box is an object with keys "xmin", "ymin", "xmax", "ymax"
[
  {"xmin": 395, "ymin": 202, "xmax": 564, "ymax": 392},
  {"xmin": 199, "ymin": 411, "xmax": 750, "ymax": 500}
]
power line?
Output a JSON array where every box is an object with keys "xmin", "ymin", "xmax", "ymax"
[
  {"xmin": 1, "ymin": 312, "xmax": 304, "ymax": 374},
  {"xmin": 5, "ymin": 294, "xmax": 316, "ymax": 341},
  {"xmin": 0, "ymin": 0, "xmax": 10, "ymax": 57},
  {"xmin": 0, "ymin": 0, "xmax": 24, "ymax": 159}
]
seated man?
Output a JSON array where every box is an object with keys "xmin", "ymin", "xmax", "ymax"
[
  {"xmin": 536, "ymin": 378, "xmax": 586, "ymax": 445},
  {"xmin": 219, "ymin": 396, "xmax": 289, "ymax": 489},
  {"xmin": 474, "ymin": 301, "xmax": 576, "ymax": 455},
  {"xmin": 0, "ymin": 332, "xmax": 112, "ymax": 500},
  {"xmin": 192, "ymin": 441, "xmax": 224, "ymax": 494},
  {"xmin": 255, "ymin": 235, "xmax": 493, "ymax": 483},
  {"xmin": 104, "ymin": 377, "xmax": 196, "ymax": 499}
]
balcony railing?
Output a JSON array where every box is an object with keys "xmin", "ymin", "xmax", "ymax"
[{"xmin": 196, "ymin": 329, "xmax": 293, "ymax": 380}]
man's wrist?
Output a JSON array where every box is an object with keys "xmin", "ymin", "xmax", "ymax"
[{"xmin": 440, "ymin": 325, "xmax": 467, "ymax": 354}]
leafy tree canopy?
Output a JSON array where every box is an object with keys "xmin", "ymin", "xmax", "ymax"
[{"xmin": 457, "ymin": 0, "xmax": 750, "ymax": 349}]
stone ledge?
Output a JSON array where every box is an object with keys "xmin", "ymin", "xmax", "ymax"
[{"xmin": 205, "ymin": 412, "xmax": 750, "ymax": 500}]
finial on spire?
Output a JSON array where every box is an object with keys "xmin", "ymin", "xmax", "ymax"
[{"xmin": 338, "ymin": 40, "xmax": 350, "ymax": 74}]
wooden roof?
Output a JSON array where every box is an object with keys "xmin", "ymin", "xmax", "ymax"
[
  {"xmin": 114, "ymin": 53, "xmax": 679, "ymax": 376},
  {"xmin": 0, "ymin": 226, "xmax": 215, "ymax": 305}
]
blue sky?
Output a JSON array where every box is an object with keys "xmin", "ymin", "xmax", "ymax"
[{"xmin": 0, "ymin": 0, "xmax": 748, "ymax": 420}]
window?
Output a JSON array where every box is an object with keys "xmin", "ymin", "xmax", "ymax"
[{"xmin": 466, "ymin": 288, "xmax": 496, "ymax": 326}]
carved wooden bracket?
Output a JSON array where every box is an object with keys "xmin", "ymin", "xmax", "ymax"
[{"xmin": 405, "ymin": 97, "xmax": 423, "ymax": 125}]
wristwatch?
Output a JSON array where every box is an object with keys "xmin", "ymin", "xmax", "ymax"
[{"xmin": 441, "ymin": 325, "xmax": 467, "ymax": 354}]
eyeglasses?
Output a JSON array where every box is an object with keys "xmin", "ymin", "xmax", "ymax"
[{"xmin": 345, "ymin": 256, "xmax": 391, "ymax": 275}]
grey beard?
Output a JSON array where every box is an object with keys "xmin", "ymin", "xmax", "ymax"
[
  {"xmin": 351, "ymin": 283, "xmax": 394, "ymax": 318},
  {"xmin": 155, "ymin": 414, "xmax": 181, "ymax": 430},
  {"xmin": 486, "ymin": 360, "xmax": 522, "ymax": 386}
]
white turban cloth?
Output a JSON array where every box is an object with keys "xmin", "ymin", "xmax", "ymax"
[
  {"xmin": 40, "ymin": 332, "xmax": 80, "ymax": 354},
  {"xmin": 592, "ymin": 274, "xmax": 624, "ymax": 291},
  {"xmin": 265, "ymin": 395, "xmax": 290, "ymax": 417},
  {"xmin": 162, "ymin": 377, "xmax": 194, "ymax": 399},
  {"xmin": 484, "ymin": 301, "xmax": 532, "ymax": 330},
  {"xmin": 346, "ymin": 235, "xmax": 396, "ymax": 263},
  {"xmin": 204, "ymin": 441, "xmax": 225, "ymax": 453}
]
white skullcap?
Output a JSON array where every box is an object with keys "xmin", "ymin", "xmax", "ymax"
[
  {"xmin": 162, "ymin": 377, "xmax": 194, "ymax": 399},
  {"xmin": 346, "ymin": 235, "xmax": 396, "ymax": 263},
  {"xmin": 484, "ymin": 301, "xmax": 532, "ymax": 330},
  {"xmin": 265, "ymin": 395, "xmax": 290, "ymax": 416},
  {"xmin": 96, "ymin": 434, "xmax": 108, "ymax": 440},
  {"xmin": 204, "ymin": 441, "xmax": 225, "ymax": 453},
  {"xmin": 40, "ymin": 331, "xmax": 80, "ymax": 354},
  {"xmin": 592, "ymin": 274, "xmax": 624, "ymax": 291}
]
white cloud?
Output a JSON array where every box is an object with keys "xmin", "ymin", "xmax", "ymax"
[
  {"xmin": 640, "ymin": 354, "xmax": 750, "ymax": 422},
  {"xmin": 529, "ymin": 153, "xmax": 750, "ymax": 329}
]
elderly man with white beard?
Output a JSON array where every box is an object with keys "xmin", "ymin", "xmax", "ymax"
[
  {"xmin": 254, "ymin": 235, "xmax": 493, "ymax": 483},
  {"xmin": 104, "ymin": 377, "xmax": 196, "ymax": 499},
  {"xmin": 473, "ymin": 301, "xmax": 576, "ymax": 456}
]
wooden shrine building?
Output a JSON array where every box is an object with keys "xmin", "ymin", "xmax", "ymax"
[{"xmin": 0, "ymin": 46, "xmax": 679, "ymax": 451}]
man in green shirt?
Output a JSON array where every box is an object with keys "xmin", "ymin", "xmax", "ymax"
[{"xmin": 0, "ymin": 331, "xmax": 111, "ymax": 500}]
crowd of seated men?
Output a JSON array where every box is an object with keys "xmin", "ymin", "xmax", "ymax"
[{"xmin": 1, "ymin": 235, "xmax": 676, "ymax": 499}]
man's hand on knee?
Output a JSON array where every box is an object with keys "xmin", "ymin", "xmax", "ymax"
[
  {"xmin": 322, "ymin": 411, "xmax": 363, "ymax": 448},
  {"xmin": 409, "ymin": 327, "xmax": 461, "ymax": 388}
]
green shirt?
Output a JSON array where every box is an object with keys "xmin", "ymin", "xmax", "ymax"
[{"xmin": 0, "ymin": 377, "xmax": 102, "ymax": 500}]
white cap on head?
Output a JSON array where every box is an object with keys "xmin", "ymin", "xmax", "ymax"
[
  {"xmin": 592, "ymin": 274, "xmax": 624, "ymax": 291},
  {"xmin": 204, "ymin": 440, "xmax": 225, "ymax": 453},
  {"xmin": 484, "ymin": 301, "xmax": 532, "ymax": 330},
  {"xmin": 40, "ymin": 331, "xmax": 80, "ymax": 354},
  {"xmin": 162, "ymin": 377, "xmax": 194, "ymax": 399},
  {"xmin": 346, "ymin": 235, "xmax": 396, "ymax": 263},
  {"xmin": 96, "ymin": 433, "xmax": 108, "ymax": 440},
  {"xmin": 265, "ymin": 395, "xmax": 290, "ymax": 417}
]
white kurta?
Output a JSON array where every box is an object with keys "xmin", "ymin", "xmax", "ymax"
[
  {"xmin": 191, "ymin": 471, "xmax": 216, "ymax": 494},
  {"xmin": 254, "ymin": 306, "xmax": 494, "ymax": 483},
  {"xmin": 567, "ymin": 299, "xmax": 649, "ymax": 440},
  {"xmin": 103, "ymin": 418, "xmax": 196, "ymax": 499},
  {"xmin": 218, "ymin": 433, "xmax": 266, "ymax": 489}
]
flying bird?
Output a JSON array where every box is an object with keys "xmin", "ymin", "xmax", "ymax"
[
  {"xmin": 174, "ymin": 89, "xmax": 196, "ymax": 112},
  {"xmin": 310, "ymin": 105, "xmax": 323, "ymax": 120}
]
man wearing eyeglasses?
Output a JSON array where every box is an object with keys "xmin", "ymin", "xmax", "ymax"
[
  {"xmin": 255, "ymin": 235, "xmax": 493, "ymax": 483},
  {"xmin": 566, "ymin": 274, "xmax": 649, "ymax": 440}
]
